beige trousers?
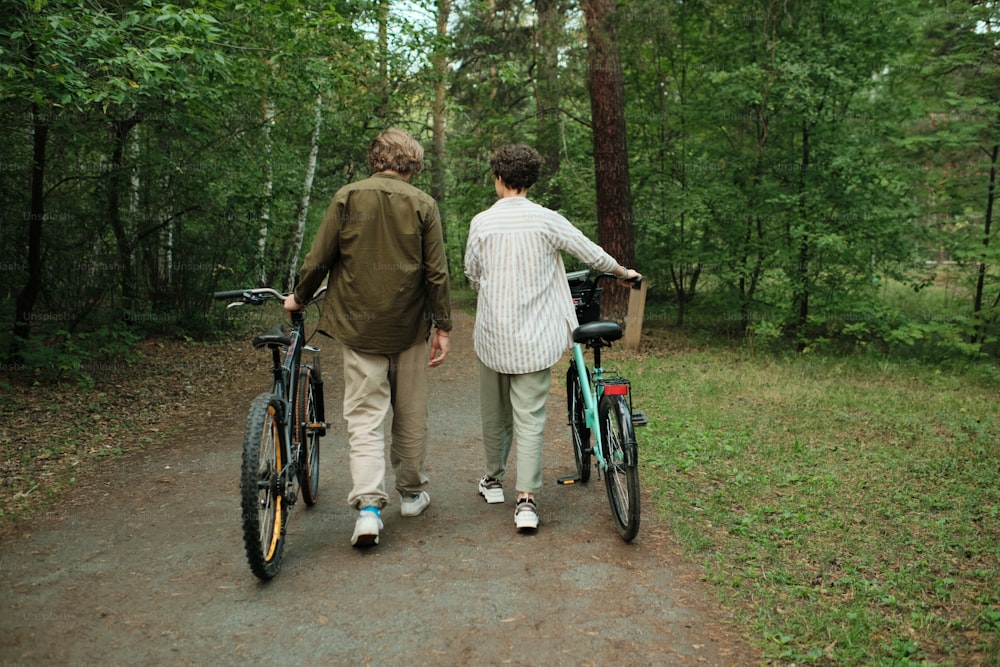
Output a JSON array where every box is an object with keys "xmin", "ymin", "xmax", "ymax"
[
  {"xmin": 478, "ymin": 361, "xmax": 552, "ymax": 495},
  {"xmin": 343, "ymin": 340, "xmax": 429, "ymax": 509}
]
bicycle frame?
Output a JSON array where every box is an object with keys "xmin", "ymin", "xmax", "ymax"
[
  {"xmin": 273, "ymin": 315, "xmax": 304, "ymax": 498},
  {"xmin": 566, "ymin": 270, "xmax": 644, "ymax": 464},
  {"xmin": 267, "ymin": 310, "xmax": 326, "ymax": 501},
  {"xmin": 572, "ymin": 343, "xmax": 601, "ymax": 449},
  {"xmin": 220, "ymin": 288, "xmax": 325, "ymax": 503},
  {"xmin": 571, "ymin": 340, "xmax": 632, "ymax": 474}
]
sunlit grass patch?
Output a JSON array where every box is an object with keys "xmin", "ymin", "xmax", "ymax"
[{"xmin": 622, "ymin": 340, "xmax": 999, "ymax": 666}]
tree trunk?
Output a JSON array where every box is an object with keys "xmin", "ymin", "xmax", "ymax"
[
  {"xmin": 534, "ymin": 0, "xmax": 562, "ymax": 208},
  {"xmin": 374, "ymin": 0, "xmax": 390, "ymax": 118},
  {"xmin": 972, "ymin": 140, "xmax": 998, "ymax": 343},
  {"xmin": 794, "ymin": 119, "xmax": 811, "ymax": 349},
  {"xmin": 583, "ymin": 0, "xmax": 634, "ymax": 321},
  {"xmin": 286, "ymin": 94, "xmax": 323, "ymax": 292},
  {"xmin": 108, "ymin": 116, "xmax": 142, "ymax": 320},
  {"xmin": 431, "ymin": 0, "xmax": 451, "ymax": 232},
  {"xmin": 259, "ymin": 98, "xmax": 276, "ymax": 286},
  {"xmin": 11, "ymin": 103, "xmax": 48, "ymax": 353}
]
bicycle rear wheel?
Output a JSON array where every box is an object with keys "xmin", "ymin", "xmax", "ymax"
[
  {"xmin": 297, "ymin": 368, "xmax": 320, "ymax": 506},
  {"xmin": 599, "ymin": 393, "xmax": 640, "ymax": 541},
  {"xmin": 241, "ymin": 392, "xmax": 286, "ymax": 580},
  {"xmin": 566, "ymin": 364, "xmax": 591, "ymax": 483}
]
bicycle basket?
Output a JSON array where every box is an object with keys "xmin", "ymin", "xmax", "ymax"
[{"xmin": 568, "ymin": 271, "xmax": 601, "ymax": 324}]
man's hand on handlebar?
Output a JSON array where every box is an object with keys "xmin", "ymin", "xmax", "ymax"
[{"xmin": 283, "ymin": 293, "xmax": 303, "ymax": 313}]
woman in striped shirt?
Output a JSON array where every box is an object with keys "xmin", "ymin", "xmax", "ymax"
[{"xmin": 464, "ymin": 144, "xmax": 640, "ymax": 531}]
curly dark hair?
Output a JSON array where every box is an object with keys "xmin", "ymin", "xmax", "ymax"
[{"xmin": 489, "ymin": 144, "xmax": 542, "ymax": 192}]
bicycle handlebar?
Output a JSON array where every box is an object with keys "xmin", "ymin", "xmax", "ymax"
[
  {"xmin": 568, "ymin": 271, "xmax": 642, "ymax": 315},
  {"xmin": 595, "ymin": 272, "xmax": 643, "ymax": 290},
  {"xmin": 212, "ymin": 286, "xmax": 327, "ymax": 307}
]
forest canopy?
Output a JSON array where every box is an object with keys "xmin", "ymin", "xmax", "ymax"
[{"xmin": 1, "ymin": 0, "xmax": 998, "ymax": 364}]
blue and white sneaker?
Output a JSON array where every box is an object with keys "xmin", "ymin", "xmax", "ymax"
[{"xmin": 351, "ymin": 506, "xmax": 383, "ymax": 547}]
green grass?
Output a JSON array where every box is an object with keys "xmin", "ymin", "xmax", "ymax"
[{"xmin": 617, "ymin": 338, "xmax": 1000, "ymax": 666}]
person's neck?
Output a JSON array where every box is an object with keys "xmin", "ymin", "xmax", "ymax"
[
  {"xmin": 379, "ymin": 169, "xmax": 412, "ymax": 182},
  {"xmin": 497, "ymin": 183, "xmax": 528, "ymax": 199}
]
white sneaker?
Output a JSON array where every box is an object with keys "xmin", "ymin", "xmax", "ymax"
[
  {"xmin": 351, "ymin": 507, "xmax": 383, "ymax": 547},
  {"xmin": 514, "ymin": 498, "xmax": 539, "ymax": 530},
  {"xmin": 400, "ymin": 491, "xmax": 430, "ymax": 517},
  {"xmin": 478, "ymin": 476, "xmax": 505, "ymax": 504}
]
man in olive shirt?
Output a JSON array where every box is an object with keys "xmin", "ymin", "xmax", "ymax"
[{"xmin": 284, "ymin": 129, "xmax": 452, "ymax": 547}]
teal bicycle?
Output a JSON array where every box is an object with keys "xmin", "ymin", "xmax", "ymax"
[{"xmin": 562, "ymin": 271, "xmax": 647, "ymax": 542}]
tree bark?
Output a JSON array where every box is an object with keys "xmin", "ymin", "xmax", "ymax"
[
  {"xmin": 259, "ymin": 98, "xmax": 276, "ymax": 286},
  {"xmin": 793, "ymin": 119, "xmax": 811, "ymax": 349},
  {"xmin": 11, "ymin": 102, "xmax": 48, "ymax": 352},
  {"xmin": 534, "ymin": 0, "xmax": 562, "ymax": 208},
  {"xmin": 431, "ymin": 0, "xmax": 451, "ymax": 231},
  {"xmin": 286, "ymin": 94, "xmax": 323, "ymax": 292},
  {"xmin": 107, "ymin": 115, "xmax": 142, "ymax": 320},
  {"xmin": 972, "ymin": 140, "xmax": 998, "ymax": 343},
  {"xmin": 583, "ymin": 0, "xmax": 634, "ymax": 321}
]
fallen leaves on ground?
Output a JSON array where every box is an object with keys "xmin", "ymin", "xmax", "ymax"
[{"xmin": 0, "ymin": 336, "xmax": 267, "ymax": 525}]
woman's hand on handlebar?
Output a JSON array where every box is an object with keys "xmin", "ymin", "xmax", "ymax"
[{"xmin": 619, "ymin": 268, "xmax": 641, "ymax": 284}]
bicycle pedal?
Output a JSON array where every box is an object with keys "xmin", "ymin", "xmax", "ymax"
[
  {"xmin": 631, "ymin": 412, "xmax": 649, "ymax": 427},
  {"xmin": 304, "ymin": 421, "xmax": 331, "ymax": 436},
  {"xmin": 556, "ymin": 476, "xmax": 581, "ymax": 485}
]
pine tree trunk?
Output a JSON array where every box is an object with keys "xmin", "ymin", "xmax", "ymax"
[
  {"xmin": 583, "ymin": 0, "xmax": 634, "ymax": 321},
  {"xmin": 431, "ymin": 0, "xmax": 451, "ymax": 231}
]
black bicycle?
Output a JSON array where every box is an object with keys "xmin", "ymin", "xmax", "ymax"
[{"xmin": 213, "ymin": 287, "xmax": 328, "ymax": 580}]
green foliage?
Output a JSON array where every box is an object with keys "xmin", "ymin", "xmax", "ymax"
[
  {"xmin": 13, "ymin": 325, "xmax": 141, "ymax": 389},
  {"xmin": 2, "ymin": 0, "xmax": 998, "ymax": 356}
]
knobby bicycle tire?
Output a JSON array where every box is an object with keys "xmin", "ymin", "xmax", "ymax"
[
  {"xmin": 297, "ymin": 368, "xmax": 320, "ymax": 507},
  {"xmin": 599, "ymin": 393, "xmax": 640, "ymax": 541},
  {"xmin": 566, "ymin": 363, "xmax": 592, "ymax": 483},
  {"xmin": 241, "ymin": 392, "xmax": 286, "ymax": 580}
]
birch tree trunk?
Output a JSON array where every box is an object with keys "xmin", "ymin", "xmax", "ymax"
[
  {"xmin": 259, "ymin": 99, "xmax": 276, "ymax": 286},
  {"xmin": 286, "ymin": 94, "xmax": 323, "ymax": 292}
]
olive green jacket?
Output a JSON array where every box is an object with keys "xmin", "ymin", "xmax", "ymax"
[{"xmin": 293, "ymin": 173, "xmax": 452, "ymax": 354}]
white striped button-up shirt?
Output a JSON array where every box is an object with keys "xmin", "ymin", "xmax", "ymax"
[{"xmin": 464, "ymin": 197, "xmax": 623, "ymax": 374}]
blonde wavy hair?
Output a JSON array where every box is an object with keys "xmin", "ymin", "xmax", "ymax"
[{"xmin": 368, "ymin": 128, "xmax": 424, "ymax": 176}]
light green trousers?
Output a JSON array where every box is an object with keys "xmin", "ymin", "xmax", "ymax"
[{"xmin": 478, "ymin": 360, "xmax": 552, "ymax": 495}]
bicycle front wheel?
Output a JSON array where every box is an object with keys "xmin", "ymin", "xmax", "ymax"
[
  {"xmin": 241, "ymin": 392, "xmax": 286, "ymax": 580},
  {"xmin": 566, "ymin": 364, "xmax": 591, "ymax": 483},
  {"xmin": 599, "ymin": 393, "xmax": 640, "ymax": 541},
  {"xmin": 297, "ymin": 368, "xmax": 320, "ymax": 506}
]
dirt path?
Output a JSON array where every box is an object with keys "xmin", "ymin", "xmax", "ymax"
[{"xmin": 1, "ymin": 311, "xmax": 759, "ymax": 666}]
